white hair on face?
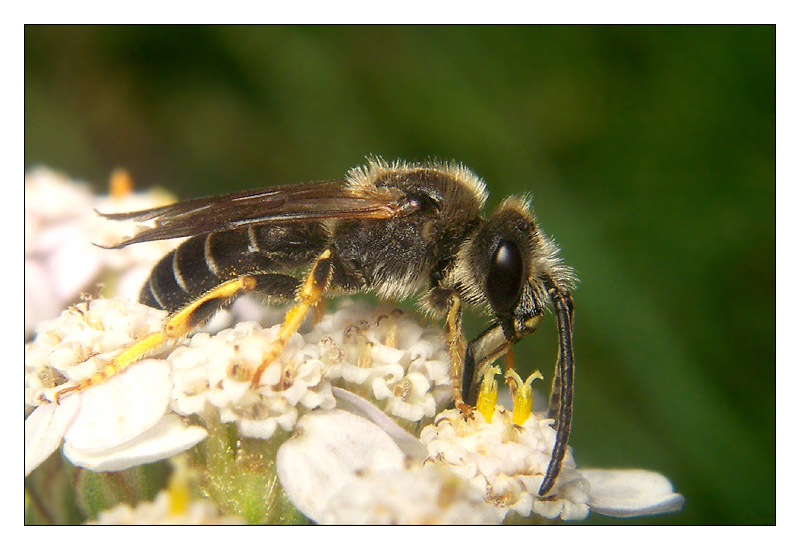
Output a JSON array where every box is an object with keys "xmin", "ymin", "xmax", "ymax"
[{"xmin": 440, "ymin": 195, "xmax": 577, "ymax": 316}]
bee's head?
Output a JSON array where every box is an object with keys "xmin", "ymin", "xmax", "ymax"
[
  {"xmin": 460, "ymin": 197, "xmax": 577, "ymax": 498},
  {"xmin": 457, "ymin": 196, "xmax": 576, "ymax": 343},
  {"xmin": 448, "ymin": 193, "xmax": 577, "ymax": 497}
]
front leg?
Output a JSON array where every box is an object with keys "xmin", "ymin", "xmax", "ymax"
[
  {"xmin": 427, "ymin": 288, "xmax": 469, "ymax": 412},
  {"xmin": 463, "ymin": 313, "xmax": 545, "ymax": 407}
]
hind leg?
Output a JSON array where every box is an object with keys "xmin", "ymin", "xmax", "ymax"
[
  {"xmin": 53, "ymin": 275, "xmax": 258, "ymax": 402},
  {"xmin": 53, "ymin": 271, "xmax": 305, "ymax": 402}
]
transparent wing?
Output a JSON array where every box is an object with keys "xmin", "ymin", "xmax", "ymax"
[{"xmin": 100, "ymin": 179, "xmax": 414, "ymax": 247}]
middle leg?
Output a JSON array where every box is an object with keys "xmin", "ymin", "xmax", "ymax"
[{"xmin": 250, "ymin": 249, "xmax": 333, "ymax": 387}]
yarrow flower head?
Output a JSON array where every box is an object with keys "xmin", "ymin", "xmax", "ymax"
[
  {"xmin": 86, "ymin": 455, "xmax": 247, "ymax": 525},
  {"xmin": 169, "ymin": 321, "xmax": 336, "ymax": 440},
  {"xmin": 88, "ymin": 490, "xmax": 246, "ymax": 525},
  {"xmin": 421, "ymin": 407, "xmax": 589, "ymax": 520},
  {"xmin": 25, "ymin": 295, "xmax": 684, "ymax": 524},
  {"xmin": 24, "ymin": 298, "xmax": 206, "ymax": 476},
  {"xmin": 303, "ymin": 304, "xmax": 453, "ymax": 421},
  {"xmin": 317, "ymin": 465, "xmax": 506, "ymax": 525}
]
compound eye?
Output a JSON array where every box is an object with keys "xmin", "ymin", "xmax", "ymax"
[{"xmin": 486, "ymin": 239, "xmax": 524, "ymax": 314}]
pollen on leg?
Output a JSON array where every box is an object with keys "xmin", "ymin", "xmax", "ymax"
[
  {"xmin": 312, "ymin": 297, "xmax": 327, "ymax": 325},
  {"xmin": 251, "ymin": 304, "xmax": 308, "ymax": 387}
]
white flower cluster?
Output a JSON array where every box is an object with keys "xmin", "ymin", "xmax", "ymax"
[
  {"xmin": 277, "ymin": 400, "xmax": 684, "ymax": 524},
  {"xmin": 421, "ymin": 407, "xmax": 591, "ymax": 520},
  {"xmin": 25, "ymin": 168, "xmax": 686, "ymax": 524},
  {"xmin": 318, "ymin": 466, "xmax": 505, "ymax": 525},
  {"xmin": 169, "ymin": 321, "xmax": 336, "ymax": 439},
  {"xmin": 24, "ymin": 294, "xmax": 686, "ymax": 523},
  {"xmin": 88, "ymin": 491, "xmax": 246, "ymax": 525},
  {"xmin": 304, "ymin": 303, "xmax": 452, "ymax": 422},
  {"xmin": 25, "ymin": 167, "xmax": 177, "ymax": 337},
  {"xmin": 168, "ymin": 299, "xmax": 451, "ymax": 437},
  {"xmin": 25, "ymin": 299, "xmax": 206, "ymax": 476},
  {"xmin": 276, "ymin": 408, "xmax": 504, "ymax": 525},
  {"xmin": 25, "ymin": 298, "xmax": 168, "ymax": 407},
  {"xmin": 24, "ymin": 297, "xmax": 454, "ymax": 478},
  {"xmin": 25, "ymin": 294, "xmax": 684, "ymax": 524}
]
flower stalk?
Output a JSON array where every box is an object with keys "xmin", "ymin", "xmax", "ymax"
[{"xmin": 188, "ymin": 407, "xmax": 306, "ymax": 524}]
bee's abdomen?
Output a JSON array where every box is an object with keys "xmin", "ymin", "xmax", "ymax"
[
  {"xmin": 140, "ymin": 231, "xmax": 247, "ymax": 311},
  {"xmin": 138, "ymin": 249, "xmax": 180, "ymax": 310},
  {"xmin": 139, "ymin": 231, "xmax": 234, "ymax": 312},
  {"xmin": 139, "ymin": 224, "xmax": 329, "ymax": 313}
]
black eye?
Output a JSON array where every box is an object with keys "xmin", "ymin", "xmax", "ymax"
[
  {"xmin": 486, "ymin": 240, "xmax": 524, "ymax": 314},
  {"xmin": 406, "ymin": 192, "xmax": 440, "ymax": 214}
]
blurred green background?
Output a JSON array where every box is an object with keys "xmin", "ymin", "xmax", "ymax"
[{"xmin": 25, "ymin": 25, "xmax": 775, "ymax": 525}]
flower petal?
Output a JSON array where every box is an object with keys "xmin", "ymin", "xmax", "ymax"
[
  {"xmin": 276, "ymin": 409, "xmax": 406, "ymax": 522},
  {"xmin": 580, "ymin": 468, "xmax": 685, "ymax": 517},
  {"xmin": 63, "ymin": 414, "xmax": 207, "ymax": 472},
  {"xmin": 331, "ymin": 387, "xmax": 428, "ymax": 461},
  {"xmin": 64, "ymin": 359, "xmax": 171, "ymax": 452},
  {"xmin": 24, "ymin": 395, "xmax": 81, "ymax": 476}
]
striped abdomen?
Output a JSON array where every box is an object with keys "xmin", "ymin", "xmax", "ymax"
[{"xmin": 140, "ymin": 223, "xmax": 328, "ymax": 315}]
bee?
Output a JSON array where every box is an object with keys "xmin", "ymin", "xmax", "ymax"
[{"xmin": 83, "ymin": 158, "xmax": 576, "ymax": 496}]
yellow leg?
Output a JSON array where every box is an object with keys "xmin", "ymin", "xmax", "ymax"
[
  {"xmin": 54, "ymin": 275, "xmax": 258, "ymax": 402},
  {"xmin": 443, "ymin": 294, "xmax": 470, "ymax": 415},
  {"xmin": 54, "ymin": 331, "xmax": 169, "ymax": 402},
  {"xmin": 251, "ymin": 250, "xmax": 333, "ymax": 387},
  {"xmin": 164, "ymin": 276, "xmax": 257, "ymax": 337},
  {"xmin": 312, "ymin": 296, "xmax": 327, "ymax": 325}
]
